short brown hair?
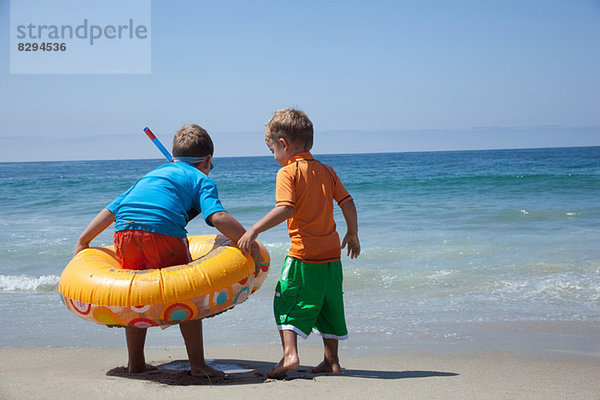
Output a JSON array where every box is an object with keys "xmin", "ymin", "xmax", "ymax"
[
  {"xmin": 172, "ymin": 124, "xmax": 214, "ymax": 157},
  {"xmin": 265, "ymin": 109, "xmax": 313, "ymax": 150}
]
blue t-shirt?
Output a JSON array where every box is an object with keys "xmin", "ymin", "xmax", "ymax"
[{"xmin": 106, "ymin": 161, "xmax": 226, "ymax": 238}]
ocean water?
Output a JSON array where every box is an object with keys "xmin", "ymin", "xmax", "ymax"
[{"xmin": 1, "ymin": 147, "xmax": 599, "ymax": 355}]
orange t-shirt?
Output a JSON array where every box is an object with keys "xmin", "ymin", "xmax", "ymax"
[{"xmin": 276, "ymin": 152, "xmax": 353, "ymax": 263}]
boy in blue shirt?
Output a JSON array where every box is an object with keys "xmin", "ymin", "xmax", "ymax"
[{"xmin": 74, "ymin": 124, "xmax": 260, "ymax": 377}]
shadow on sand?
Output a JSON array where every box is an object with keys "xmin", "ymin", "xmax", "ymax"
[{"xmin": 106, "ymin": 358, "xmax": 458, "ymax": 386}]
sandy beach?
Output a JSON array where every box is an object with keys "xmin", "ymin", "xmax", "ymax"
[{"xmin": 1, "ymin": 344, "xmax": 599, "ymax": 400}]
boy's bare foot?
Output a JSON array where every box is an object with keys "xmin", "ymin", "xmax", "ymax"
[
  {"xmin": 267, "ymin": 355, "xmax": 300, "ymax": 379},
  {"xmin": 128, "ymin": 363, "xmax": 158, "ymax": 374},
  {"xmin": 190, "ymin": 363, "xmax": 226, "ymax": 378},
  {"xmin": 310, "ymin": 359, "xmax": 341, "ymax": 374}
]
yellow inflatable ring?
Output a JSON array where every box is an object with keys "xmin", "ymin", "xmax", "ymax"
[{"xmin": 58, "ymin": 234, "xmax": 270, "ymax": 328}]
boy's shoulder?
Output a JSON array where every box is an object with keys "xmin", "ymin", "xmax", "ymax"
[
  {"xmin": 148, "ymin": 161, "xmax": 203, "ymax": 177},
  {"xmin": 276, "ymin": 158, "xmax": 296, "ymax": 177},
  {"xmin": 144, "ymin": 162, "xmax": 215, "ymax": 187},
  {"xmin": 276, "ymin": 155, "xmax": 340, "ymax": 186}
]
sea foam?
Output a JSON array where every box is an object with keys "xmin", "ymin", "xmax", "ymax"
[{"xmin": 0, "ymin": 274, "xmax": 59, "ymax": 292}]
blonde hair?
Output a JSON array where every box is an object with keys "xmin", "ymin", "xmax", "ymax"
[
  {"xmin": 172, "ymin": 124, "xmax": 214, "ymax": 157},
  {"xmin": 265, "ymin": 109, "xmax": 313, "ymax": 151}
]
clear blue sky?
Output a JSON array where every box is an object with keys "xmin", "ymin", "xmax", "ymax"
[{"xmin": 1, "ymin": 0, "xmax": 599, "ymax": 161}]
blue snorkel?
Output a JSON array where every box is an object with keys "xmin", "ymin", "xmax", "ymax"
[{"xmin": 143, "ymin": 127, "xmax": 173, "ymax": 162}]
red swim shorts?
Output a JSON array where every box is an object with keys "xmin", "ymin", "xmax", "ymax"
[{"xmin": 114, "ymin": 230, "xmax": 192, "ymax": 270}]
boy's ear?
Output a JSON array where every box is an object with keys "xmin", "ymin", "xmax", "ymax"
[
  {"xmin": 279, "ymin": 137, "xmax": 290, "ymax": 149},
  {"xmin": 204, "ymin": 154, "xmax": 213, "ymax": 168},
  {"xmin": 197, "ymin": 155, "xmax": 212, "ymax": 172}
]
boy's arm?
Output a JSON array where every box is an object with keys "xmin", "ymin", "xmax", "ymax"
[
  {"xmin": 208, "ymin": 211, "xmax": 263, "ymax": 275},
  {"xmin": 208, "ymin": 211, "xmax": 248, "ymax": 243},
  {"xmin": 74, "ymin": 208, "xmax": 115, "ymax": 256},
  {"xmin": 340, "ymin": 199, "xmax": 360, "ymax": 259},
  {"xmin": 237, "ymin": 205, "xmax": 294, "ymax": 253}
]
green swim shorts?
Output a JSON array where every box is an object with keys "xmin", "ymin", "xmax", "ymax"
[{"xmin": 273, "ymin": 256, "xmax": 348, "ymax": 340}]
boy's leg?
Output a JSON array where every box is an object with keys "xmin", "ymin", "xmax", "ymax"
[
  {"xmin": 125, "ymin": 327, "xmax": 153, "ymax": 373},
  {"xmin": 268, "ymin": 329, "xmax": 300, "ymax": 379},
  {"xmin": 311, "ymin": 337, "xmax": 341, "ymax": 373},
  {"xmin": 179, "ymin": 319, "xmax": 225, "ymax": 377},
  {"xmin": 312, "ymin": 261, "xmax": 347, "ymax": 374},
  {"xmin": 117, "ymin": 231, "xmax": 192, "ymax": 373}
]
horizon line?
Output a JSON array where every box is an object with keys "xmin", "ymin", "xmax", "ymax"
[
  {"xmin": 2, "ymin": 124, "xmax": 599, "ymax": 141},
  {"xmin": 2, "ymin": 144, "xmax": 598, "ymax": 164}
]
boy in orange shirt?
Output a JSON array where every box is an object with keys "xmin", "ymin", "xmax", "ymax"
[{"xmin": 238, "ymin": 109, "xmax": 360, "ymax": 379}]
